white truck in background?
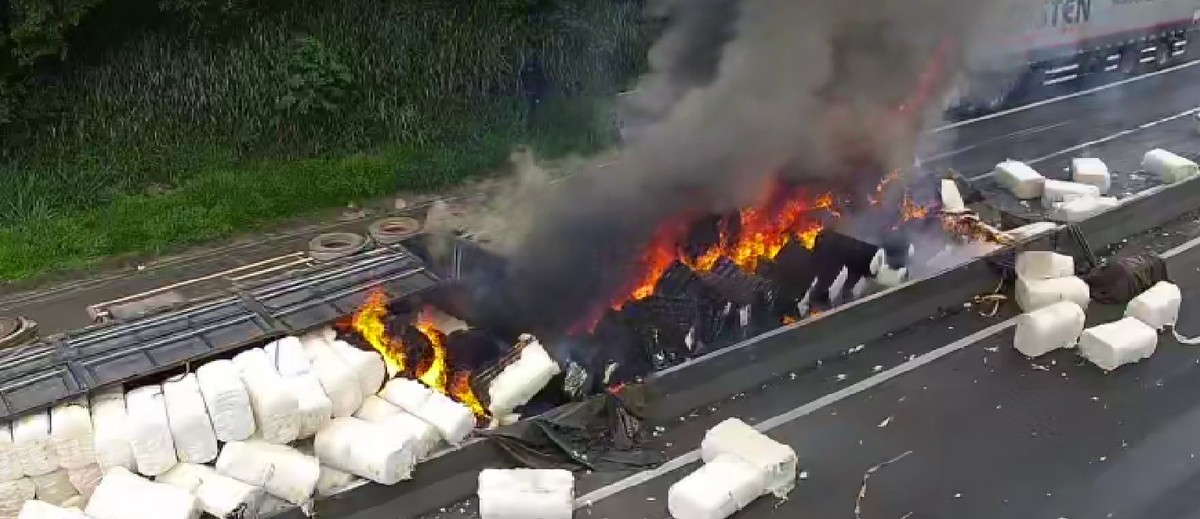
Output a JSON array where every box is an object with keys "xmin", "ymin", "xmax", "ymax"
[{"xmin": 947, "ymin": 0, "xmax": 1200, "ymax": 118}]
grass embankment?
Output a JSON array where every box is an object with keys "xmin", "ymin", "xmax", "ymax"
[{"xmin": 0, "ymin": 0, "xmax": 651, "ymax": 281}]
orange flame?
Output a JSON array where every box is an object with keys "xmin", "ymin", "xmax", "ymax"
[{"xmin": 345, "ymin": 291, "xmax": 488, "ymax": 418}]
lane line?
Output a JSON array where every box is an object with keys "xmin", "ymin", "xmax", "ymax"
[
  {"xmin": 931, "ymin": 59, "xmax": 1200, "ymax": 133},
  {"xmin": 578, "ymin": 231, "xmax": 1200, "ymax": 509},
  {"xmin": 919, "ymin": 121, "xmax": 1072, "ymax": 163},
  {"xmin": 968, "ymin": 106, "xmax": 1200, "ymax": 180},
  {"xmin": 574, "ymin": 319, "xmax": 1016, "ymax": 508}
]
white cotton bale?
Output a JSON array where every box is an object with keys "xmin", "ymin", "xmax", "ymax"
[
  {"xmin": 64, "ymin": 465, "xmax": 99, "ymax": 500},
  {"xmin": 1013, "ymin": 301, "xmax": 1086, "ymax": 358},
  {"xmin": 1050, "ymin": 196, "xmax": 1120, "ymax": 222},
  {"xmin": 1142, "ymin": 148, "xmax": 1199, "ymax": 184},
  {"xmin": 315, "ymin": 464, "xmax": 360, "ymax": 498},
  {"xmin": 1015, "ymin": 276, "xmax": 1090, "ymax": 313},
  {"xmin": 85, "ymin": 467, "xmax": 199, "ymax": 519},
  {"xmin": 57, "ymin": 496, "xmax": 82, "ymax": 512},
  {"xmin": 17, "ymin": 500, "xmax": 90, "ymax": 519},
  {"xmin": 667, "ymin": 455, "xmax": 766, "ymax": 519},
  {"xmin": 263, "ymin": 337, "xmax": 313, "ymax": 378},
  {"xmin": 161, "ymin": 374, "xmax": 218, "ymax": 464},
  {"xmin": 477, "ymin": 469, "xmax": 574, "ymax": 519},
  {"xmin": 378, "ymin": 412, "xmax": 440, "ymax": 461},
  {"xmin": 487, "ymin": 336, "xmax": 562, "ymax": 418},
  {"xmin": 940, "ymin": 179, "xmax": 967, "ymax": 212},
  {"xmin": 1125, "ymin": 281, "xmax": 1183, "ymax": 331},
  {"xmin": 88, "ymin": 390, "xmax": 134, "ymax": 472},
  {"xmin": 415, "ymin": 392, "xmax": 475, "ymax": 445},
  {"xmin": 994, "ymin": 160, "xmax": 1046, "ymax": 199},
  {"xmin": 14, "ymin": 413, "xmax": 59, "ymax": 477},
  {"xmin": 232, "ymin": 349, "xmax": 300, "ymax": 445},
  {"xmin": 30, "ymin": 471, "xmax": 76, "ymax": 506},
  {"xmin": 352, "ymin": 396, "xmax": 401, "ymax": 423},
  {"xmin": 328, "ymin": 340, "xmax": 387, "ymax": 397},
  {"xmin": 48, "ymin": 401, "xmax": 94, "ymax": 471},
  {"xmin": 256, "ymin": 496, "xmax": 292, "ymax": 519},
  {"xmin": 1079, "ymin": 317, "xmax": 1159, "ymax": 372},
  {"xmin": 215, "ymin": 440, "xmax": 319, "ymax": 506},
  {"xmin": 300, "ymin": 336, "xmax": 363, "ymax": 418},
  {"xmin": 869, "ymin": 249, "xmax": 908, "ymax": 289},
  {"xmin": 1005, "ymin": 221, "xmax": 1058, "ymax": 241},
  {"xmin": 378, "ymin": 378, "xmax": 430, "ymax": 413},
  {"xmin": 0, "ymin": 425, "xmax": 24, "ymax": 482},
  {"xmin": 1015, "ymin": 251, "xmax": 1075, "ymax": 280},
  {"xmin": 124, "ymin": 385, "xmax": 177, "ymax": 476},
  {"xmin": 194, "ymin": 360, "xmax": 255, "ymax": 442},
  {"xmin": 1040, "ymin": 179, "xmax": 1100, "ymax": 209},
  {"xmin": 158, "ymin": 463, "xmax": 263, "ymax": 519},
  {"xmin": 0, "ymin": 479, "xmax": 35, "ymax": 519},
  {"xmin": 313, "ymin": 418, "xmax": 417, "ymax": 486},
  {"xmin": 289, "ymin": 374, "xmax": 333, "ymax": 440},
  {"xmin": 700, "ymin": 418, "xmax": 797, "ymax": 498},
  {"xmin": 1071, "ymin": 158, "xmax": 1112, "ymax": 194}
]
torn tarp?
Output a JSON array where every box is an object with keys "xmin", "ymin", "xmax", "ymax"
[{"xmin": 484, "ymin": 384, "xmax": 665, "ymax": 471}]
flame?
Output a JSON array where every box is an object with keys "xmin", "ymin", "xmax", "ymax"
[
  {"xmin": 899, "ymin": 192, "xmax": 931, "ymax": 222},
  {"xmin": 783, "ymin": 315, "xmax": 799, "ymax": 326},
  {"xmin": 345, "ymin": 291, "xmax": 488, "ymax": 418}
]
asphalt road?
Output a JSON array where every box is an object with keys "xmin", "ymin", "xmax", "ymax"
[
  {"xmin": 563, "ymin": 217, "xmax": 1200, "ymax": 519},
  {"xmin": 4, "ymin": 61, "xmax": 1199, "ymax": 336}
]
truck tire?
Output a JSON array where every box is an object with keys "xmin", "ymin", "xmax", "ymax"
[
  {"xmin": 0, "ymin": 317, "xmax": 37, "ymax": 350},
  {"xmin": 368, "ymin": 217, "xmax": 422, "ymax": 245},
  {"xmin": 308, "ymin": 232, "xmax": 369, "ymax": 262}
]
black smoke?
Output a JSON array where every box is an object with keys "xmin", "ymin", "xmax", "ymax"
[{"xmin": 493, "ymin": 0, "xmax": 1010, "ymax": 338}]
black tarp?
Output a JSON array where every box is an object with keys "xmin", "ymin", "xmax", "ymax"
[{"xmin": 484, "ymin": 384, "xmax": 665, "ymax": 472}]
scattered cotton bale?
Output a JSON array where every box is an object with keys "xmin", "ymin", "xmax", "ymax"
[
  {"xmin": 700, "ymin": 418, "xmax": 797, "ymax": 498},
  {"xmin": 477, "ymin": 469, "xmax": 573, "ymax": 519},
  {"xmin": 1013, "ymin": 301, "xmax": 1086, "ymax": 358},
  {"xmin": 313, "ymin": 418, "xmax": 417, "ymax": 485},
  {"xmin": 215, "ymin": 440, "xmax": 319, "ymax": 506},
  {"xmin": 64, "ymin": 465, "xmax": 99, "ymax": 500},
  {"xmin": 1125, "ymin": 281, "xmax": 1183, "ymax": 331},
  {"xmin": 1015, "ymin": 276, "xmax": 1091, "ymax": 313},
  {"xmin": 328, "ymin": 340, "xmax": 387, "ymax": 397},
  {"xmin": 994, "ymin": 160, "xmax": 1046, "ymax": 199},
  {"xmin": 195, "ymin": 360, "xmax": 256, "ymax": 442},
  {"xmin": 29, "ymin": 471, "xmax": 76, "ymax": 506},
  {"xmin": 484, "ymin": 335, "xmax": 562, "ymax": 419},
  {"xmin": 0, "ymin": 479, "xmax": 35, "ymax": 519},
  {"xmin": 0, "ymin": 425, "xmax": 24, "ymax": 482},
  {"xmin": 232, "ymin": 349, "xmax": 301, "ymax": 445},
  {"xmin": 1015, "ymin": 251, "xmax": 1075, "ymax": 280},
  {"xmin": 379, "ymin": 379, "xmax": 474, "ymax": 444},
  {"xmin": 1070, "ymin": 158, "xmax": 1111, "ymax": 194},
  {"xmin": 1049, "ymin": 196, "xmax": 1120, "ymax": 222},
  {"xmin": 14, "ymin": 413, "xmax": 59, "ymax": 477},
  {"xmin": 125, "ymin": 385, "xmax": 178, "ymax": 477},
  {"xmin": 378, "ymin": 413, "xmax": 441, "ymax": 461},
  {"xmin": 48, "ymin": 401, "xmax": 94, "ymax": 471},
  {"xmin": 940, "ymin": 179, "xmax": 967, "ymax": 212},
  {"xmin": 300, "ymin": 336, "xmax": 363, "ymax": 418},
  {"xmin": 1142, "ymin": 148, "xmax": 1199, "ymax": 184},
  {"xmin": 668, "ymin": 455, "xmax": 766, "ymax": 519},
  {"xmin": 265, "ymin": 337, "xmax": 333, "ymax": 439},
  {"xmin": 352, "ymin": 396, "xmax": 401, "ymax": 423},
  {"xmin": 1079, "ymin": 317, "xmax": 1158, "ymax": 371},
  {"xmin": 1005, "ymin": 222, "xmax": 1058, "ymax": 241},
  {"xmin": 162, "ymin": 374, "xmax": 218, "ymax": 464},
  {"xmin": 88, "ymin": 389, "xmax": 134, "ymax": 472},
  {"xmin": 1040, "ymin": 179, "xmax": 1100, "ymax": 209},
  {"xmin": 17, "ymin": 500, "xmax": 90, "ymax": 519},
  {"xmin": 85, "ymin": 467, "xmax": 199, "ymax": 519},
  {"xmin": 158, "ymin": 463, "xmax": 264, "ymax": 519}
]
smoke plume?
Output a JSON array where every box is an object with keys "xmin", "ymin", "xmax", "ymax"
[{"xmin": 494, "ymin": 0, "xmax": 1011, "ymax": 337}]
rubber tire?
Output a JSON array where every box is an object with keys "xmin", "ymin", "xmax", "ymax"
[
  {"xmin": 0, "ymin": 317, "xmax": 38, "ymax": 350},
  {"xmin": 308, "ymin": 232, "xmax": 369, "ymax": 262},
  {"xmin": 368, "ymin": 217, "xmax": 422, "ymax": 245}
]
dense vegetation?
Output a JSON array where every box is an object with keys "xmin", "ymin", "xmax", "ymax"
[{"xmin": 0, "ymin": 0, "xmax": 653, "ymax": 280}]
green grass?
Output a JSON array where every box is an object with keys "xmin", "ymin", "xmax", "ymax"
[{"xmin": 0, "ymin": 0, "xmax": 649, "ymax": 281}]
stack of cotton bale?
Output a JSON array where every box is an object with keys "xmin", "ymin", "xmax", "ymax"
[
  {"xmin": 667, "ymin": 418, "xmax": 798, "ymax": 519},
  {"xmin": 1013, "ymin": 251, "xmax": 1090, "ymax": 314},
  {"xmin": 1046, "ymin": 158, "xmax": 1119, "ymax": 222},
  {"xmin": 477, "ymin": 469, "xmax": 574, "ymax": 519},
  {"xmin": 1073, "ymin": 281, "xmax": 1182, "ymax": 371}
]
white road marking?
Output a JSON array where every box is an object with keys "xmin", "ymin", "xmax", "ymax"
[
  {"xmin": 576, "ymin": 229, "xmax": 1200, "ymax": 509},
  {"xmin": 574, "ymin": 319, "xmax": 1016, "ymax": 508},
  {"xmin": 920, "ymin": 121, "xmax": 1072, "ymax": 163},
  {"xmin": 969, "ymin": 106, "xmax": 1200, "ymax": 180},
  {"xmin": 931, "ymin": 59, "xmax": 1200, "ymax": 133}
]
